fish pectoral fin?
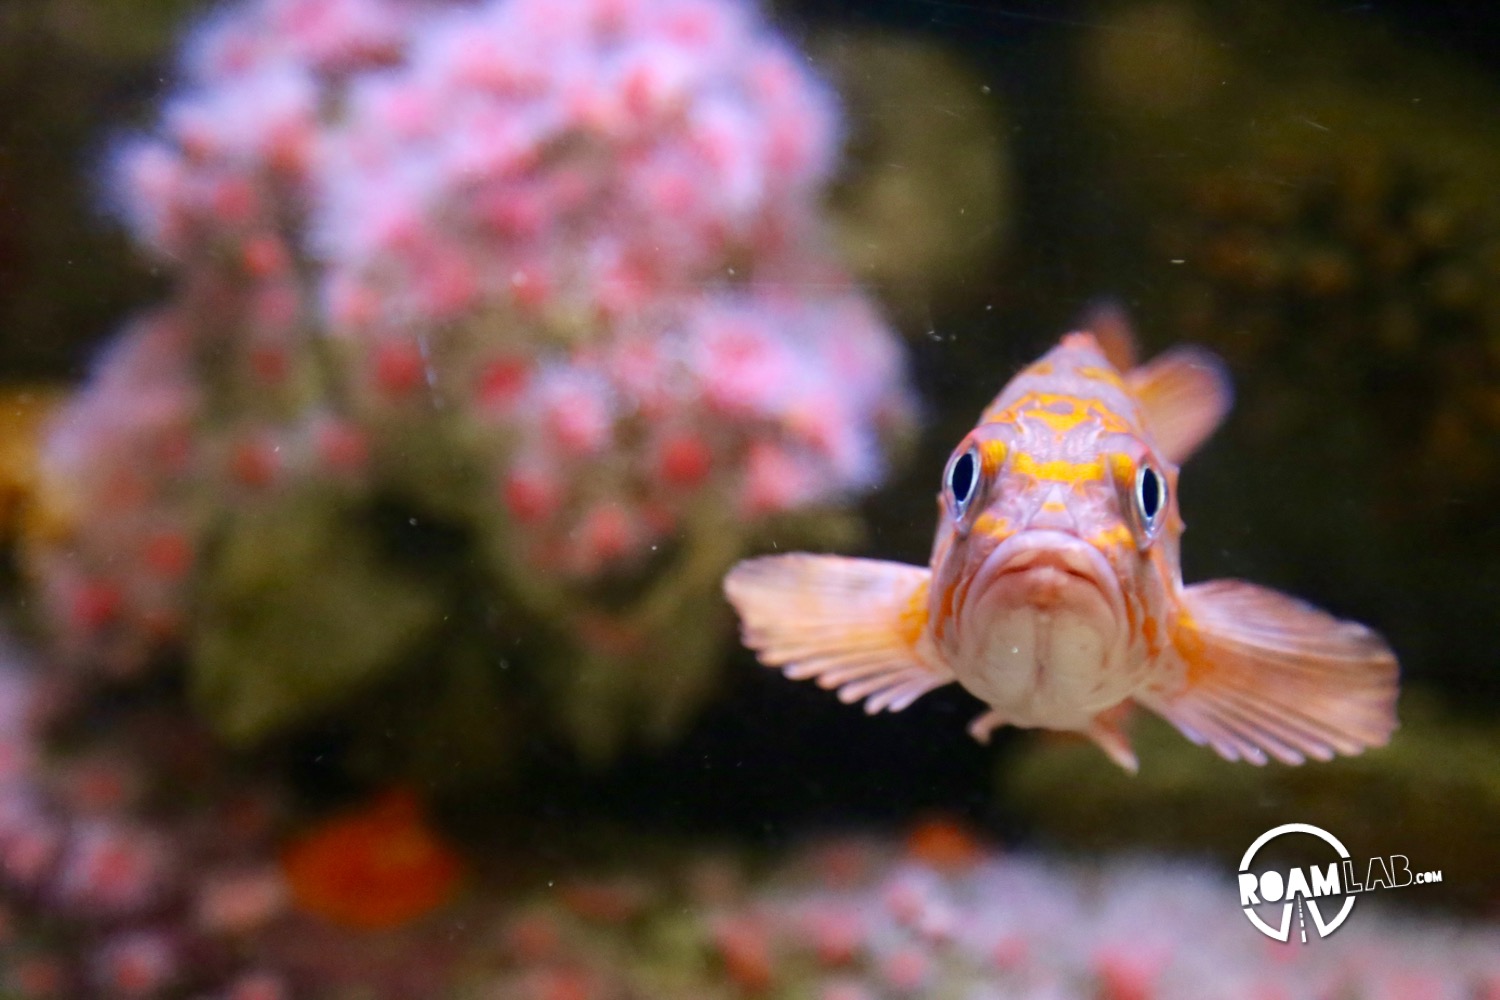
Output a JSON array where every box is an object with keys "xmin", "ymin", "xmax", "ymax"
[
  {"xmin": 1140, "ymin": 581, "xmax": 1399, "ymax": 766},
  {"xmin": 723, "ymin": 554, "xmax": 953, "ymax": 714},
  {"xmin": 1125, "ymin": 346, "xmax": 1232, "ymax": 464},
  {"xmin": 1086, "ymin": 704, "xmax": 1139, "ymax": 773}
]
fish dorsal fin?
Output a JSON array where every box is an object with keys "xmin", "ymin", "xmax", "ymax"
[
  {"xmin": 1139, "ymin": 580, "xmax": 1399, "ymax": 765},
  {"xmin": 1079, "ymin": 300, "xmax": 1139, "ymax": 371},
  {"xmin": 723, "ymin": 554, "xmax": 953, "ymax": 714},
  {"xmin": 1125, "ymin": 347, "xmax": 1232, "ymax": 464}
]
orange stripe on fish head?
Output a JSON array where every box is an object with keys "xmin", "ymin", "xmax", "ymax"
[
  {"xmin": 978, "ymin": 439, "xmax": 1007, "ymax": 478},
  {"xmin": 985, "ymin": 390, "xmax": 1137, "ymax": 438},
  {"xmin": 1011, "ymin": 452, "xmax": 1106, "ymax": 491}
]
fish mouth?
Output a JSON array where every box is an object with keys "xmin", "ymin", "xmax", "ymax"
[{"xmin": 963, "ymin": 530, "xmax": 1126, "ymax": 626}]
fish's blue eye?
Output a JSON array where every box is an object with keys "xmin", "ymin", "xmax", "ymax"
[
  {"xmin": 1136, "ymin": 464, "xmax": 1166, "ymax": 532},
  {"xmin": 948, "ymin": 447, "xmax": 979, "ymax": 513}
]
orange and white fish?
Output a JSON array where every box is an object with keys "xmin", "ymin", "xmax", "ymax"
[{"xmin": 724, "ymin": 318, "xmax": 1398, "ymax": 771}]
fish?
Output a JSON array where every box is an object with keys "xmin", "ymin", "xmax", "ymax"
[{"xmin": 723, "ymin": 313, "xmax": 1399, "ymax": 771}]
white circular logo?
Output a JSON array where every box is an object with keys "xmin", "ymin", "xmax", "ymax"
[{"xmin": 1239, "ymin": 823, "xmax": 1356, "ymax": 942}]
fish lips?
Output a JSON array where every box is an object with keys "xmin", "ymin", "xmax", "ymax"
[{"xmin": 966, "ymin": 530, "xmax": 1127, "ymax": 631}]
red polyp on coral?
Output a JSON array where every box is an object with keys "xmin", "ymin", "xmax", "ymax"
[
  {"xmin": 657, "ymin": 431, "xmax": 714, "ymax": 489},
  {"xmin": 51, "ymin": 821, "xmax": 173, "ymax": 918},
  {"xmin": 29, "ymin": 0, "xmax": 915, "ymax": 758},
  {"xmin": 92, "ymin": 930, "xmax": 179, "ymax": 999}
]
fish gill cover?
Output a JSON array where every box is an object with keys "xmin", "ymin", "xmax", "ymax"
[{"xmin": 23, "ymin": 0, "xmax": 917, "ymax": 766}]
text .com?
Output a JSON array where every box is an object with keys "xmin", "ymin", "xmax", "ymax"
[{"xmin": 1239, "ymin": 856, "xmax": 1444, "ymax": 907}]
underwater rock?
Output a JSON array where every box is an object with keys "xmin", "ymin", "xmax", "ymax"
[
  {"xmin": 11, "ymin": 0, "xmax": 200, "ymax": 61},
  {"xmin": 0, "ymin": 0, "xmax": 187, "ymax": 386},
  {"xmin": 26, "ymin": 0, "xmax": 917, "ymax": 767},
  {"xmin": 190, "ymin": 490, "xmax": 448, "ymax": 743},
  {"xmin": 1079, "ymin": 0, "xmax": 1500, "ymax": 503},
  {"xmin": 817, "ymin": 31, "xmax": 1012, "ymax": 324},
  {"xmin": 998, "ymin": 694, "xmax": 1500, "ymax": 911}
]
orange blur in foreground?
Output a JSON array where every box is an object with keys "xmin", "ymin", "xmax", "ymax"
[
  {"xmin": 904, "ymin": 816, "xmax": 986, "ymax": 871},
  {"xmin": 281, "ymin": 787, "xmax": 464, "ymax": 930}
]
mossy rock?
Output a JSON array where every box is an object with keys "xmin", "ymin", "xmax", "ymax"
[{"xmin": 999, "ymin": 691, "xmax": 1499, "ymax": 911}]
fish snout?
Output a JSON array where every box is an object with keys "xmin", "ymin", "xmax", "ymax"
[
  {"xmin": 949, "ymin": 530, "xmax": 1134, "ymax": 721},
  {"xmin": 968, "ymin": 530, "xmax": 1127, "ymax": 629}
]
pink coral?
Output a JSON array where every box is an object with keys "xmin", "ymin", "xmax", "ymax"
[
  {"xmin": 0, "ymin": 647, "xmax": 295, "ymax": 999},
  {"xmin": 51, "ymin": 820, "xmax": 173, "ymax": 917},
  {"xmin": 33, "ymin": 0, "xmax": 914, "ymax": 755},
  {"xmin": 92, "ymin": 929, "xmax": 180, "ymax": 998},
  {"xmin": 443, "ymin": 835, "xmax": 1500, "ymax": 1000}
]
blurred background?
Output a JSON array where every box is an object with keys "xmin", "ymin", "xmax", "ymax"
[{"xmin": 0, "ymin": 0, "xmax": 1496, "ymax": 996}]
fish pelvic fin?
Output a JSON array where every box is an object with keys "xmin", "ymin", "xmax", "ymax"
[
  {"xmin": 1140, "ymin": 580, "xmax": 1399, "ymax": 766},
  {"xmin": 967, "ymin": 708, "xmax": 1007, "ymax": 744},
  {"xmin": 1125, "ymin": 346, "xmax": 1232, "ymax": 464},
  {"xmin": 723, "ymin": 554, "xmax": 953, "ymax": 714},
  {"xmin": 1087, "ymin": 703, "xmax": 1140, "ymax": 774}
]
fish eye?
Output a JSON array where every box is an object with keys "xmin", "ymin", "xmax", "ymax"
[
  {"xmin": 1135, "ymin": 463, "xmax": 1167, "ymax": 537},
  {"xmin": 947, "ymin": 446, "xmax": 980, "ymax": 516}
]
